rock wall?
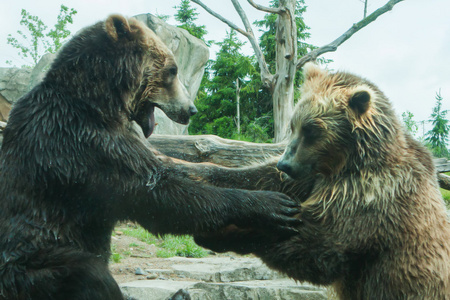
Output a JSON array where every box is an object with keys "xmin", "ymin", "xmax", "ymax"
[
  {"xmin": 0, "ymin": 68, "xmax": 31, "ymax": 121},
  {"xmin": 0, "ymin": 14, "xmax": 209, "ymax": 134}
]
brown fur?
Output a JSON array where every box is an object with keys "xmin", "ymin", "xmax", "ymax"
[
  {"xmin": 0, "ymin": 15, "xmax": 300, "ymax": 300},
  {"xmin": 190, "ymin": 63, "xmax": 450, "ymax": 299}
]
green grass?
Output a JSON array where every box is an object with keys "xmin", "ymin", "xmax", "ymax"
[
  {"xmin": 110, "ymin": 244, "xmax": 122, "ymax": 263},
  {"xmin": 156, "ymin": 235, "xmax": 208, "ymax": 258},
  {"xmin": 111, "ymin": 252, "xmax": 122, "ymax": 263},
  {"xmin": 118, "ymin": 224, "xmax": 208, "ymax": 259},
  {"xmin": 122, "ymin": 226, "xmax": 158, "ymax": 245},
  {"xmin": 441, "ymin": 188, "xmax": 450, "ymax": 207},
  {"xmin": 441, "ymin": 172, "xmax": 450, "ymax": 207}
]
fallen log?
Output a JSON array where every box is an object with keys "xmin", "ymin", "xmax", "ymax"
[
  {"xmin": 438, "ymin": 173, "xmax": 450, "ymax": 191},
  {"xmin": 148, "ymin": 134, "xmax": 286, "ymax": 168},
  {"xmin": 0, "ymin": 129, "xmax": 449, "ymax": 191}
]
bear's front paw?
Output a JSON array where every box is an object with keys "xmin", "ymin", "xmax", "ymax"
[{"xmin": 236, "ymin": 190, "xmax": 302, "ymax": 233}]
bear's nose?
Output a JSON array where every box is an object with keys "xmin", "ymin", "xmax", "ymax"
[
  {"xmin": 189, "ymin": 105, "xmax": 198, "ymax": 116},
  {"xmin": 277, "ymin": 160, "xmax": 293, "ymax": 177}
]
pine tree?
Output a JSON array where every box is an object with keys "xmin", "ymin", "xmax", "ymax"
[
  {"xmin": 189, "ymin": 30, "xmax": 272, "ymax": 141},
  {"xmin": 174, "ymin": 0, "xmax": 207, "ymax": 40},
  {"xmin": 425, "ymin": 90, "xmax": 449, "ymax": 158}
]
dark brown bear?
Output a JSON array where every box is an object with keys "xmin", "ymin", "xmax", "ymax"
[
  {"xmin": 188, "ymin": 63, "xmax": 450, "ymax": 299},
  {"xmin": 0, "ymin": 15, "xmax": 299, "ymax": 300}
]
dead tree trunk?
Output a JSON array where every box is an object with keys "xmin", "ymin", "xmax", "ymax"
[{"xmin": 272, "ymin": 0, "xmax": 296, "ymax": 142}]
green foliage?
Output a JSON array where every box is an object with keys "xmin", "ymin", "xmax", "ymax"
[
  {"xmin": 401, "ymin": 111, "xmax": 419, "ymax": 136},
  {"xmin": 6, "ymin": 5, "xmax": 77, "ymax": 66},
  {"xmin": 46, "ymin": 5, "xmax": 77, "ymax": 53},
  {"xmin": 110, "ymin": 244, "xmax": 122, "ymax": 263},
  {"xmin": 174, "ymin": 0, "xmax": 207, "ymax": 40},
  {"xmin": 120, "ymin": 225, "xmax": 208, "ymax": 259},
  {"xmin": 156, "ymin": 13, "xmax": 170, "ymax": 22},
  {"xmin": 122, "ymin": 226, "xmax": 158, "ymax": 245},
  {"xmin": 111, "ymin": 253, "xmax": 122, "ymax": 263},
  {"xmin": 425, "ymin": 91, "xmax": 449, "ymax": 158},
  {"xmin": 156, "ymin": 235, "xmax": 208, "ymax": 258},
  {"xmin": 440, "ymin": 188, "xmax": 450, "ymax": 207},
  {"xmin": 190, "ymin": 30, "xmax": 272, "ymax": 142},
  {"xmin": 187, "ymin": 1, "xmax": 328, "ymax": 142}
]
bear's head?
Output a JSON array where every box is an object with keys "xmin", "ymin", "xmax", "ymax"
[
  {"xmin": 277, "ymin": 63, "xmax": 401, "ymax": 179},
  {"xmin": 104, "ymin": 15, "xmax": 196, "ymax": 137}
]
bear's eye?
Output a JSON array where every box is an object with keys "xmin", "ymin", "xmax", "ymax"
[
  {"xmin": 169, "ymin": 66, "xmax": 177, "ymax": 76},
  {"xmin": 302, "ymin": 125, "xmax": 317, "ymax": 144}
]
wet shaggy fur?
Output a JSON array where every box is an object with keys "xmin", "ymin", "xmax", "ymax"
[
  {"xmin": 0, "ymin": 15, "xmax": 300, "ymax": 300},
  {"xmin": 193, "ymin": 63, "xmax": 450, "ymax": 299}
]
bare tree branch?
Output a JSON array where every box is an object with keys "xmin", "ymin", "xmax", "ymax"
[
  {"xmin": 231, "ymin": 0, "xmax": 253, "ymax": 31},
  {"xmin": 296, "ymin": 0, "xmax": 405, "ymax": 70},
  {"xmin": 190, "ymin": 0, "xmax": 249, "ymax": 37},
  {"xmin": 191, "ymin": 0, "xmax": 274, "ymax": 88},
  {"xmin": 231, "ymin": 0, "xmax": 274, "ymax": 86},
  {"xmin": 363, "ymin": 0, "xmax": 368, "ymax": 18},
  {"xmin": 246, "ymin": 0, "xmax": 282, "ymax": 14}
]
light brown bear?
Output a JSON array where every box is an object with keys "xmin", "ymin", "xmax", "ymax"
[
  {"xmin": 0, "ymin": 15, "xmax": 300, "ymax": 300},
  {"xmin": 187, "ymin": 63, "xmax": 450, "ymax": 299}
]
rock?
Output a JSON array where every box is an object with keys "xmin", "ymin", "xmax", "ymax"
[
  {"xmin": 120, "ymin": 255, "xmax": 329, "ymax": 300},
  {"xmin": 135, "ymin": 267, "xmax": 147, "ymax": 276},
  {"xmin": 0, "ymin": 14, "xmax": 209, "ymax": 135},
  {"xmin": 190, "ymin": 279, "xmax": 327, "ymax": 300},
  {"xmin": 169, "ymin": 289, "xmax": 192, "ymax": 300},
  {"xmin": 134, "ymin": 13, "xmax": 209, "ymax": 135},
  {"xmin": 121, "ymin": 280, "xmax": 198, "ymax": 300},
  {"xmin": 0, "ymin": 67, "xmax": 31, "ymax": 103},
  {"xmin": 143, "ymin": 269, "xmax": 174, "ymax": 277},
  {"xmin": 28, "ymin": 53, "xmax": 55, "ymax": 89},
  {"xmin": 146, "ymin": 273, "xmax": 158, "ymax": 280},
  {"xmin": 167, "ymin": 256, "xmax": 284, "ymax": 283},
  {"xmin": 0, "ymin": 95, "xmax": 11, "ymax": 122},
  {"xmin": 121, "ymin": 279, "xmax": 327, "ymax": 300}
]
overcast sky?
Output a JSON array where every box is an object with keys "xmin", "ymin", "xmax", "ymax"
[{"xmin": 1, "ymin": 0, "xmax": 449, "ymax": 131}]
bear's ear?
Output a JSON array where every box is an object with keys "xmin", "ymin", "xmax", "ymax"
[
  {"xmin": 303, "ymin": 62, "xmax": 326, "ymax": 81},
  {"xmin": 105, "ymin": 15, "xmax": 133, "ymax": 42},
  {"xmin": 349, "ymin": 88, "xmax": 371, "ymax": 115}
]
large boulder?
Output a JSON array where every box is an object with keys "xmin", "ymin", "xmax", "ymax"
[{"xmin": 0, "ymin": 14, "xmax": 209, "ymax": 134}]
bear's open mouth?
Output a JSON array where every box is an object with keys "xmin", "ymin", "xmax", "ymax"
[{"xmin": 133, "ymin": 102, "xmax": 156, "ymax": 138}]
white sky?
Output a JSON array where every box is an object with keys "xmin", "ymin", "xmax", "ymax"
[{"xmin": 0, "ymin": 0, "xmax": 449, "ymax": 129}]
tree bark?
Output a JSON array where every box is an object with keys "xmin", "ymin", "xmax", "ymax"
[
  {"xmin": 272, "ymin": 0, "xmax": 297, "ymax": 142},
  {"xmin": 149, "ymin": 134, "xmax": 285, "ymax": 167}
]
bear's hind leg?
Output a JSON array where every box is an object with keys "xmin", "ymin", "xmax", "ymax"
[{"xmin": 8, "ymin": 247, "xmax": 124, "ymax": 300}]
